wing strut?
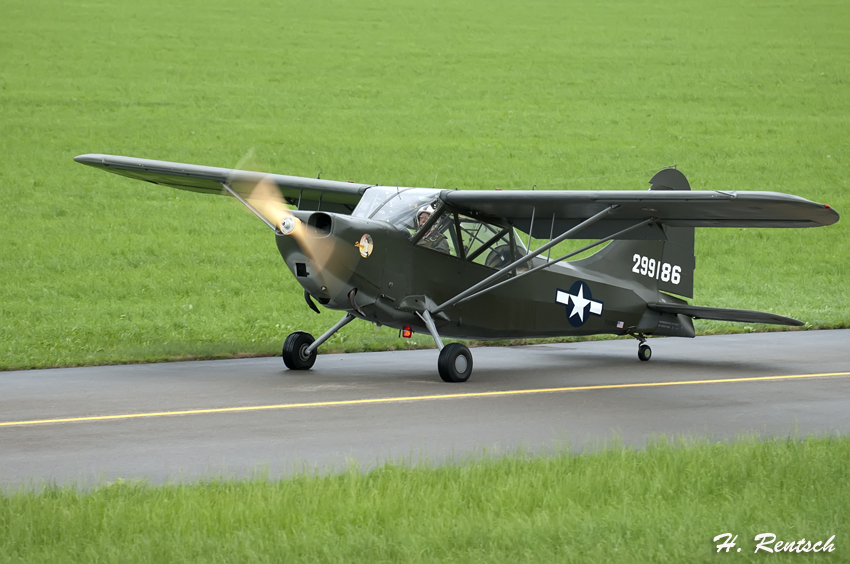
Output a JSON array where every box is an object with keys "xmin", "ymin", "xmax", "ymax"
[
  {"xmin": 546, "ymin": 213, "xmax": 555, "ymax": 261},
  {"xmin": 432, "ymin": 205, "xmax": 620, "ymax": 315},
  {"xmin": 220, "ymin": 182, "xmax": 278, "ymax": 231},
  {"xmin": 416, "ymin": 310, "xmax": 445, "ymax": 350},
  {"xmin": 452, "ymin": 217, "xmax": 655, "ymax": 307},
  {"xmin": 525, "ymin": 207, "xmax": 535, "ymax": 254}
]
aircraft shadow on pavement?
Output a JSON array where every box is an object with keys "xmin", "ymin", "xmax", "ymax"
[{"xmin": 278, "ymin": 348, "xmax": 780, "ymax": 386}]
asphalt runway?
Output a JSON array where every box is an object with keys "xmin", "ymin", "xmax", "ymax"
[{"xmin": 2, "ymin": 330, "xmax": 849, "ymax": 488}]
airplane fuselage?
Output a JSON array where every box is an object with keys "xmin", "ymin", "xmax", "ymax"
[{"xmin": 276, "ymin": 210, "xmax": 694, "ymax": 341}]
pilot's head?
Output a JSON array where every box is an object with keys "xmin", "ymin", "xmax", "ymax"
[{"xmin": 417, "ymin": 204, "xmax": 436, "ymax": 227}]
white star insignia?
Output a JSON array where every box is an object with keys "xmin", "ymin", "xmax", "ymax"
[{"xmin": 556, "ymin": 285, "xmax": 603, "ymax": 322}]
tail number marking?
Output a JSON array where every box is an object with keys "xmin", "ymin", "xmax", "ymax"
[{"xmin": 632, "ymin": 254, "xmax": 681, "ymax": 284}]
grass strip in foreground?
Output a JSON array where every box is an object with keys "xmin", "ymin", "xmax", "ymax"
[{"xmin": 1, "ymin": 436, "xmax": 848, "ymax": 563}]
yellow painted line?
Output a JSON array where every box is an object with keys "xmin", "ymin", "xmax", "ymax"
[{"xmin": 2, "ymin": 371, "xmax": 849, "ymax": 428}]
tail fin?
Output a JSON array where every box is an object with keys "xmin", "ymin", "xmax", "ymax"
[{"xmin": 574, "ymin": 168, "xmax": 696, "ymax": 298}]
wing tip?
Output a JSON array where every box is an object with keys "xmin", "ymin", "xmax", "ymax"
[{"xmin": 74, "ymin": 153, "xmax": 102, "ymax": 164}]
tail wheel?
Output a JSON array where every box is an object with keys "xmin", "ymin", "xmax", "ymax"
[
  {"xmin": 638, "ymin": 344, "xmax": 652, "ymax": 362},
  {"xmin": 438, "ymin": 343, "xmax": 473, "ymax": 382},
  {"xmin": 282, "ymin": 331, "xmax": 317, "ymax": 370}
]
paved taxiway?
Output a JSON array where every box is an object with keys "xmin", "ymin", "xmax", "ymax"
[{"xmin": 2, "ymin": 330, "xmax": 849, "ymax": 487}]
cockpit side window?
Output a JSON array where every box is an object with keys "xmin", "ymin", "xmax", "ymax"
[{"xmin": 414, "ymin": 204, "xmax": 460, "ymax": 257}]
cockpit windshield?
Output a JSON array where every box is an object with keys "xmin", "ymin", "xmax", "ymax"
[
  {"xmin": 353, "ymin": 186, "xmax": 533, "ymax": 269},
  {"xmin": 352, "ymin": 187, "xmax": 442, "ymax": 233}
]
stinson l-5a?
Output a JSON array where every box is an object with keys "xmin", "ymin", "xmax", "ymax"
[{"xmin": 76, "ymin": 154, "xmax": 839, "ymax": 382}]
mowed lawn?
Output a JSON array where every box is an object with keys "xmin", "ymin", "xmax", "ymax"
[
  {"xmin": 1, "ymin": 0, "xmax": 848, "ymax": 369},
  {"xmin": 2, "ymin": 437, "xmax": 849, "ymax": 563}
]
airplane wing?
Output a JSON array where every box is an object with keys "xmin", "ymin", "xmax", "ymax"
[
  {"xmin": 648, "ymin": 303, "xmax": 804, "ymax": 326},
  {"xmin": 77, "ymin": 155, "xmax": 839, "ymax": 230},
  {"xmin": 74, "ymin": 154, "xmax": 369, "ymax": 214},
  {"xmin": 442, "ymin": 189, "xmax": 839, "ymax": 239}
]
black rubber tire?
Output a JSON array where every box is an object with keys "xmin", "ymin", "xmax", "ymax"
[
  {"xmin": 638, "ymin": 344, "xmax": 652, "ymax": 362},
  {"xmin": 438, "ymin": 343, "xmax": 473, "ymax": 382},
  {"xmin": 282, "ymin": 331, "xmax": 317, "ymax": 370}
]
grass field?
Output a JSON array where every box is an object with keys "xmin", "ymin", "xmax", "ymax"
[
  {"xmin": 2, "ymin": 436, "xmax": 847, "ymax": 563},
  {"xmin": 1, "ymin": 0, "xmax": 848, "ymax": 370}
]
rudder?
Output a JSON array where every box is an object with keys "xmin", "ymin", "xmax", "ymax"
[{"xmin": 647, "ymin": 168, "xmax": 695, "ymax": 299}]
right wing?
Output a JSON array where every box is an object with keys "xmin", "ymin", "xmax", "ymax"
[
  {"xmin": 75, "ymin": 154, "xmax": 370, "ymax": 214},
  {"xmin": 442, "ymin": 189, "xmax": 839, "ymax": 239}
]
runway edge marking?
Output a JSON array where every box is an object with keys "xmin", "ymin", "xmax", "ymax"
[{"xmin": 3, "ymin": 371, "xmax": 850, "ymax": 428}]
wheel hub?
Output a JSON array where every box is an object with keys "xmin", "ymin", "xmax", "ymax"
[
  {"xmin": 454, "ymin": 355, "xmax": 468, "ymax": 373},
  {"xmin": 299, "ymin": 344, "xmax": 312, "ymax": 361}
]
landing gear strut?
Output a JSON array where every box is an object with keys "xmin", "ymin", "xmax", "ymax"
[{"xmin": 282, "ymin": 313, "xmax": 356, "ymax": 371}]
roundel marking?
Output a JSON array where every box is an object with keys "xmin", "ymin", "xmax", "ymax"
[{"xmin": 555, "ymin": 280, "xmax": 604, "ymax": 328}]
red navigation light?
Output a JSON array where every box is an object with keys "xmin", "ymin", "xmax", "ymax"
[
  {"xmin": 402, "ymin": 326, "xmax": 413, "ymax": 338},
  {"xmin": 825, "ymin": 204, "xmax": 831, "ymax": 209}
]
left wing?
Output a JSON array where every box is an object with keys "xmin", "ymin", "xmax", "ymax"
[{"xmin": 75, "ymin": 154, "xmax": 370, "ymax": 214}]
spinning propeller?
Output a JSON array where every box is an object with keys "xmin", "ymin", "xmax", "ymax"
[{"xmin": 225, "ymin": 163, "xmax": 342, "ymax": 278}]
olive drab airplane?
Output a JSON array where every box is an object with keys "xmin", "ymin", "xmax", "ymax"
[{"xmin": 75, "ymin": 154, "xmax": 840, "ymax": 382}]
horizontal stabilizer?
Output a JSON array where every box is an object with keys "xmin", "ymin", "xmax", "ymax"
[{"xmin": 647, "ymin": 303, "xmax": 803, "ymax": 326}]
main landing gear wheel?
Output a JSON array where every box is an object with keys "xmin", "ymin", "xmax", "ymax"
[
  {"xmin": 282, "ymin": 331, "xmax": 317, "ymax": 370},
  {"xmin": 638, "ymin": 344, "xmax": 652, "ymax": 362},
  {"xmin": 438, "ymin": 343, "xmax": 473, "ymax": 382}
]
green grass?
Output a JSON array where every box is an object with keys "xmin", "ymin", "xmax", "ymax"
[
  {"xmin": 2, "ymin": 435, "xmax": 847, "ymax": 563},
  {"xmin": 1, "ymin": 0, "xmax": 848, "ymax": 369}
]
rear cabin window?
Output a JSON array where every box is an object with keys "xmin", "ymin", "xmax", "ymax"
[
  {"xmin": 415, "ymin": 211, "xmax": 517, "ymax": 269},
  {"xmin": 457, "ymin": 215, "xmax": 513, "ymax": 268}
]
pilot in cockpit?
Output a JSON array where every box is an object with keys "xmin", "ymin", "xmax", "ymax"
[{"xmin": 415, "ymin": 204, "xmax": 450, "ymax": 254}]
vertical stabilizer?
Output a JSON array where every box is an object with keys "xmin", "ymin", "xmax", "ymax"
[{"xmin": 648, "ymin": 169, "xmax": 695, "ymax": 298}]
